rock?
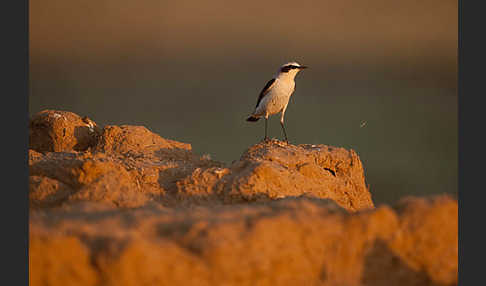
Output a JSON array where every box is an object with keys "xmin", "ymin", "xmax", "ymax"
[
  {"xmin": 27, "ymin": 110, "xmax": 457, "ymax": 285},
  {"xmin": 66, "ymin": 160, "xmax": 150, "ymax": 208},
  {"xmin": 175, "ymin": 139, "xmax": 374, "ymax": 211},
  {"xmin": 29, "ymin": 236, "xmax": 98, "ymax": 286},
  {"xmin": 28, "ymin": 122, "xmax": 222, "ymax": 208},
  {"xmin": 94, "ymin": 125, "xmax": 192, "ymax": 158},
  {"xmin": 212, "ymin": 139, "xmax": 374, "ymax": 211},
  {"xmin": 29, "ymin": 137, "xmax": 373, "ymax": 211},
  {"xmin": 28, "ymin": 111, "xmax": 373, "ymax": 211},
  {"xmin": 29, "ymin": 151, "xmax": 161, "ymax": 208},
  {"xmin": 29, "ymin": 195, "xmax": 457, "ymax": 286},
  {"xmin": 388, "ymin": 195, "xmax": 458, "ymax": 285},
  {"xmin": 29, "ymin": 176, "xmax": 75, "ymax": 208},
  {"xmin": 29, "ymin": 110, "xmax": 102, "ymax": 153}
]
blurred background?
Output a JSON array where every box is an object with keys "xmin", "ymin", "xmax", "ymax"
[{"xmin": 29, "ymin": 0, "xmax": 457, "ymax": 205}]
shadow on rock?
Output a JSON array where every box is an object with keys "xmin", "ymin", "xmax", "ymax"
[{"xmin": 362, "ymin": 239, "xmax": 444, "ymax": 286}]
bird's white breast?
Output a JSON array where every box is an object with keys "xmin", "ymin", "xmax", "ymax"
[{"xmin": 255, "ymin": 78, "xmax": 295, "ymax": 116}]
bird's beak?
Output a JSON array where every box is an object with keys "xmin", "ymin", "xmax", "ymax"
[{"xmin": 299, "ymin": 66, "xmax": 308, "ymax": 69}]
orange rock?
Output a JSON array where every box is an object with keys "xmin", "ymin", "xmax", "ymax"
[
  {"xmin": 29, "ymin": 176, "xmax": 74, "ymax": 208},
  {"xmin": 27, "ymin": 110, "xmax": 457, "ymax": 285},
  {"xmin": 29, "ymin": 236, "xmax": 98, "ymax": 286},
  {"xmin": 29, "ymin": 196, "xmax": 457, "ymax": 286},
  {"xmin": 94, "ymin": 125, "xmax": 191, "ymax": 157},
  {"xmin": 28, "ymin": 111, "xmax": 373, "ymax": 211},
  {"xmin": 29, "ymin": 110, "xmax": 101, "ymax": 153},
  {"xmin": 388, "ymin": 195, "xmax": 458, "ymax": 285},
  {"xmin": 212, "ymin": 140, "xmax": 374, "ymax": 211}
]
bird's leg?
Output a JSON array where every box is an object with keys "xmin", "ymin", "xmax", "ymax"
[
  {"xmin": 280, "ymin": 121, "xmax": 288, "ymax": 144},
  {"xmin": 264, "ymin": 118, "xmax": 268, "ymax": 141},
  {"xmin": 261, "ymin": 114, "xmax": 271, "ymax": 142},
  {"xmin": 280, "ymin": 107, "xmax": 289, "ymax": 144}
]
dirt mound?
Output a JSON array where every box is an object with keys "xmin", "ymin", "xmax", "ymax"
[
  {"xmin": 217, "ymin": 140, "xmax": 373, "ymax": 211},
  {"xmin": 29, "ymin": 195, "xmax": 457, "ymax": 286},
  {"xmin": 94, "ymin": 125, "xmax": 192, "ymax": 157},
  {"xmin": 29, "ymin": 110, "xmax": 102, "ymax": 153},
  {"xmin": 28, "ymin": 110, "xmax": 457, "ymax": 285},
  {"xmin": 29, "ymin": 110, "xmax": 373, "ymax": 211},
  {"xmin": 28, "ymin": 147, "xmax": 220, "ymax": 208}
]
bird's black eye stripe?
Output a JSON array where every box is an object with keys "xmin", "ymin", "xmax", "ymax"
[{"xmin": 280, "ymin": 65, "xmax": 300, "ymax": 72}]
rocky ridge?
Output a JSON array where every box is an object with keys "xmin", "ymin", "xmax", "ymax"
[{"xmin": 28, "ymin": 110, "xmax": 457, "ymax": 286}]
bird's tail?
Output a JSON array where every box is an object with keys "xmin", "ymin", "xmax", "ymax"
[{"xmin": 246, "ymin": 115, "xmax": 260, "ymax": 122}]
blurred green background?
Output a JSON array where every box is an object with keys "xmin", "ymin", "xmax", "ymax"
[{"xmin": 29, "ymin": 0, "xmax": 457, "ymax": 205}]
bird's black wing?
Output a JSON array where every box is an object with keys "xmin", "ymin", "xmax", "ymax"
[{"xmin": 255, "ymin": 78, "xmax": 276, "ymax": 109}]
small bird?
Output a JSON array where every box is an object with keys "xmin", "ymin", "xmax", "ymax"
[{"xmin": 246, "ymin": 61, "xmax": 308, "ymax": 143}]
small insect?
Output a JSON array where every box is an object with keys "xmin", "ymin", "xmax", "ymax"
[{"xmin": 360, "ymin": 121, "xmax": 367, "ymax": 128}]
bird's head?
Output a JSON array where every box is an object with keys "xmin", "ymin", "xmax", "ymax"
[{"xmin": 278, "ymin": 61, "xmax": 308, "ymax": 79}]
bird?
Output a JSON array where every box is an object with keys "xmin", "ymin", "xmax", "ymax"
[{"xmin": 246, "ymin": 61, "xmax": 308, "ymax": 143}]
